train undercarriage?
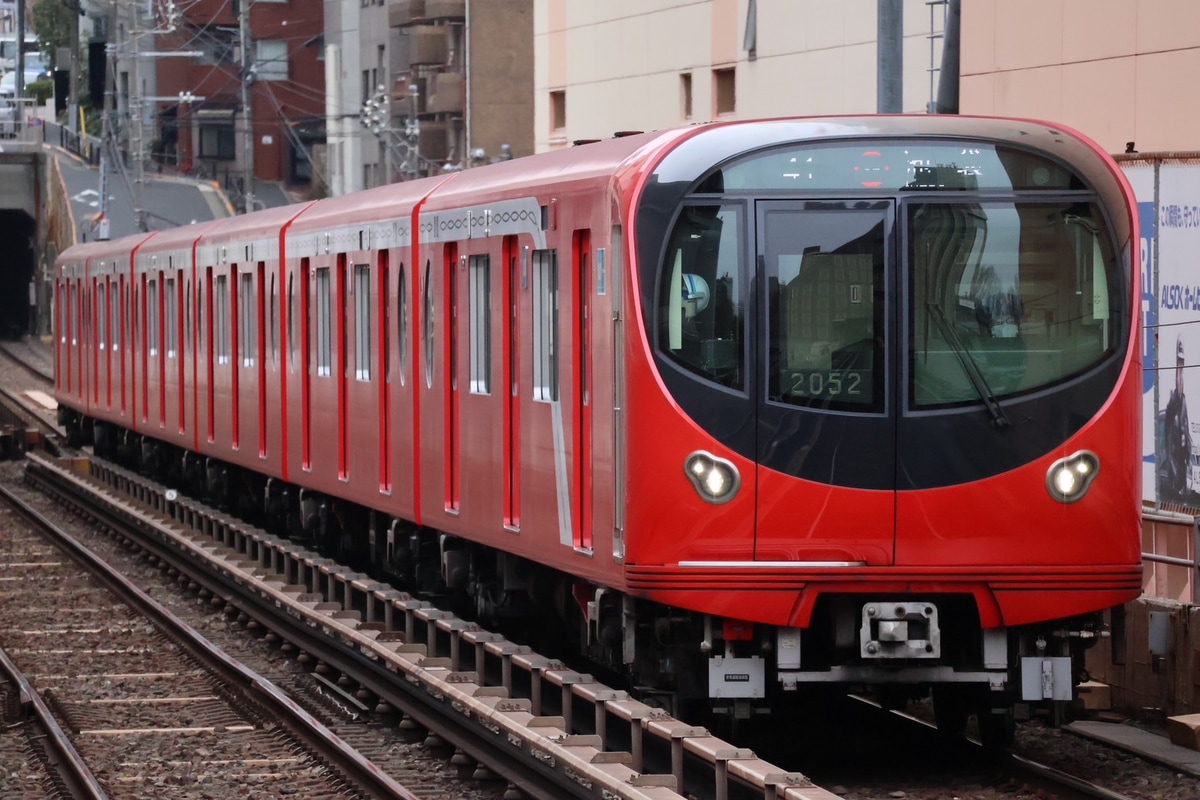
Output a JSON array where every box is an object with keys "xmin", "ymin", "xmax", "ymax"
[{"xmin": 64, "ymin": 410, "xmax": 1118, "ymax": 750}]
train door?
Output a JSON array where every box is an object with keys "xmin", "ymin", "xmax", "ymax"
[
  {"xmin": 444, "ymin": 244, "xmax": 459, "ymax": 510},
  {"xmin": 378, "ymin": 252, "xmax": 391, "ymax": 493},
  {"xmin": 337, "ymin": 255, "xmax": 348, "ymax": 479},
  {"xmin": 573, "ymin": 230, "xmax": 593, "ymax": 551},
  {"xmin": 175, "ymin": 269, "xmax": 186, "ymax": 433},
  {"xmin": 92, "ymin": 277, "xmax": 100, "ymax": 405},
  {"xmin": 119, "ymin": 274, "xmax": 127, "ymax": 417},
  {"xmin": 503, "ymin": 236, "xmax": 520, "ymax": 529},
  {"xmin": 257, "ymin": 262, "xmax": 266, "ymax": 457},
  {"xmin": 204, "ymin": 267, "xmax": 215, "ymax": 442},
  {"xmin": 752, "ymin": 200, "xmax": 896, "ymax": 565},
  {"xmin": 155, "ymin": 270, "xmax": 166, "ymax": 428}
]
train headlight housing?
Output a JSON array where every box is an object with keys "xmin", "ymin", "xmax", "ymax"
[
  {"xmin": 1046, "ymin": 450, "xmax": 1099, "ymax": 503},
  {"xmin": 684, "ymin": 451, "xmax": 740, "ymax": 504}
]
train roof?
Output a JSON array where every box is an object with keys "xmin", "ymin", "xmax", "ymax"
[
  {"xmin": 284, "ymin": 173, "xmax": 456, "ymax": 235},
  {"xmin": 419, "ymin": 128, "xmax": 683, "ymax": 209},
  {"xmin": 135, "ymin": 219, "xmax": 222, "ymax": 252},
  {"xmin": 195, "ymin": 201, "xmax": 315, "ymax": 245},
  {"xmin": 56, "ymin": 232, "xmax": 156, "ymax": 277}
]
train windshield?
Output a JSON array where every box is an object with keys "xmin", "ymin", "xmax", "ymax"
[
  {"xmin": 656, "ymin": 138, "xmax": 1125, "ymax": 415},
  {"xmin": 910, "ymin": 200, "xmax": 1118, "ymax": 408}
]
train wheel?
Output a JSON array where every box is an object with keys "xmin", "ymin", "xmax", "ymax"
[
  {"xmin": 977, "ymin": 705, "xmax": 1015, "ymax": 752},
  {"xmin": 931, "ymin": 685, "xmax": 970, "ymax": 736}
]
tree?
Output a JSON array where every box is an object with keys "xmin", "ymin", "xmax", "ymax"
[{"xmin": 30, "ymin": 0, "xmax": 79, "ymax": 71}]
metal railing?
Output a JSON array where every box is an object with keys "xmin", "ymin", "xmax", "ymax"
[{"xmin": 1142, "ymin": 508, "xmax": 1200, "ymax": 604}]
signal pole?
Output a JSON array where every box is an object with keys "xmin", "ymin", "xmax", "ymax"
[{"xmin": 239, "ymin": 0, "xmax": 256, "ymax": 213}]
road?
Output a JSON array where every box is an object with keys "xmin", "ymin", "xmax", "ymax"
[{"xmin": 56, "ymin": 150, "xmax": 232, "ymax": 241}]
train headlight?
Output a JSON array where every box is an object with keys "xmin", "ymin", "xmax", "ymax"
[
  {"xmin": 684, "ymin": 451, "xmax": 741, "ymax": 504},
  {"xmin": 1045, "ymin": 450, "xmax": 1099, "ymax": 503}
]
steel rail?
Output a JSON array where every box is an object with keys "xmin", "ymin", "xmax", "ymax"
[
  {"xmin": 1, "ymin": 477, "xmax": 423, "ymax": 800},
  {"xmin": 0, "ymin": 636, "xmax": 109, "ymax": 800},
  {"xmin": 27, "ymin": 451, "xmax": 839, "ymax": 800}
]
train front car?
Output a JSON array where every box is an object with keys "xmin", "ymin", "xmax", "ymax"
[{"xmin": 621, "ymin": 116, "xmax": 1141, "ymax": 743}]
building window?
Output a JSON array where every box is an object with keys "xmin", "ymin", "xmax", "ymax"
[
  {"xmin": 550, "ymin": 90, "xmax": 566, "ymax": 133},
  {"xmin": 200, "ymin": 28, "xmax": 237, "ymax": 65},
  {"xmin": 680, "ymin": 72, "xmax": 693, "ymax": 120},
  {"xmin": 714, "ymin": 67, "xmax": 736, "ymax": 115},
  {"xmin": 532, "ymin": 249, "xmax": 557, "ymax": 402},
  {"xmin": 199, "ymin": 123, "xmax": 235, "ymax": 159},
  {"xmin": 469, "ymin": 255, "xmax": 490, "ymax": 394},
  {"xmin": 355, "ymin": 263, "xmax": 371, "ymax": 381},
  {"xmin": 256, "ymin": 40, "xmax": 288, "ymax": 81},
  {"xmin": 316, "ymin": 267, "xmax": 331, "ymax": 377}
]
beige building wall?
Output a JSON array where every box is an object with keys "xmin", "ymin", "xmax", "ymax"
[
  {"xmin": 534, "ymin": 0, "xmax": 946, "ymax": 151},
  {"xmin": 961, "ymin": 0, "xmax": 1200, "ymax": 154}
]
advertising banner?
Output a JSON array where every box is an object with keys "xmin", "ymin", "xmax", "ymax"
[
  {"xmin": 1149, "ymin": 165, "xmax": 1200, "ymax": 509},
  {"xmin": 1124, "ymin": 166, "xmax": 1156, "ymax": 505}
]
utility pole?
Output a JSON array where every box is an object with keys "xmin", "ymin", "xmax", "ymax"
[
  {"xmin": 877, "ymin": 0, "xmax": 903, "ymax": 113},
  {"xmin": 97, "ymin": 0, "xmax": 120, "ymax": 241},
  {"xmin": 239, "ymin": 0, "xmax": 256, "ymax": 214},
  {"xmin": 13, "ymin": 0, "xmax": 23, "ymax": 130},
  {"xmin": 130, "ymin": 9, "xmax": 147, "ymax": 232}
]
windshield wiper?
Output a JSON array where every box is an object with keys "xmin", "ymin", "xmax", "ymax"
[{"xmin": 926, "ymin": 303, "xmax": 1011, "ymax": 429}]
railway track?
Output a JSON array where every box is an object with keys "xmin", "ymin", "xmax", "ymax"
[
  {"xmin": 20, "ymin": 450, "xmax": 834, "ymax": 800},
  {"xmin": 5, "ymin": 449, "xmax": 1188, "ymax": 800},
  {"xmin": 0, "ymin": 475, "xmax": 422, "ymax": 798}
]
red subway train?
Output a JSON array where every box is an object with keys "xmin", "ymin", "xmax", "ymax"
[{"xmin": 55, "ymin": 115, "xmax": 1142, "ymax": 746}]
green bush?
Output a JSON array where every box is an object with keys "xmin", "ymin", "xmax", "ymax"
[{"xmin": 25, "ymin": 78, "xmax": 53, "ymax": 105}]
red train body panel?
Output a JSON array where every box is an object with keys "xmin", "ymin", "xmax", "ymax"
[{"xmin": 56, "ymin": 115, "xmax": 1142, "ymax": 742}]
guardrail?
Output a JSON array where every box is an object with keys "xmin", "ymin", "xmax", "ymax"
[{"xmin": 0, "ymin": 97, "xmax": 44, "ymax": 142}]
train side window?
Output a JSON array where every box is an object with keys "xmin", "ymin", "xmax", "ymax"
[
  {"xmin": 196, "ymin": 281, "xmax": 204, "ymax": 356},
  {"xmin": 166, "ymin": 276, "xmax": 177, "ymax": 358},
  {"xmin": 216, "ymin": 274, "xmax": 229, "ymax": 365},
  {"xmin": 148, "ymin": 278, "xmax": 159, "ymax": 357},
  {"xmin": 381, "ymin": 255, "xmax": 390, "ymax": 384},
  {"xmin": 316, "ymin": 266, "xmax": 332, "ymax": 377},
  {"xmin": 59, "ymin": 281, "xmax": 66, "ymax": 346},
  {"xmin": 354, "ymin": 263, "xmax": 371, "ymax": 381},
  {"xmin": 469, "ymin": 254, "xmax": 491, "ymax": 394},
  {"xmin": 657, "ymin": 203, "xmax": 745, "ymax": 390},
  {"xmin": 423, "ymin": 260, "xmax": 433, "ymax": 388},
  {"xmin": 111, "ymin": 280, "xmax": 120, "ymax": 351},
  {"xmin": 70, "ymin": 283, "xmax": 78, "ymax": 346},
  {"xmin": 240, "ymin": 271, "xmax": 255, "ymax": 367},
  {"xmin": 532, "ymin": 249, "xmax": 558, "ymax": 402},
  {"xmin": 287, "ymin": 273, "xmax": 295, "ymax": 367},
  {"xmin": 270, "ymin": 272, "xmax": 278, "ymax": 366},
  {"xmin": 98, "ymin": 283, "xmax": 107, "ymax": 350},
  {"xmin": 398, "ymin": 264, "xmax": 407, "ymax": 386}
]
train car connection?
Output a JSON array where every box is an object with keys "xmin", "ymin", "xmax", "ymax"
[{"xmin": 55, "ymin": 115, "xmax": 1142, "ymax": 748}]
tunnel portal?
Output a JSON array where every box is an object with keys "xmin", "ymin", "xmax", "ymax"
[{"xmin": 0, "ymin": 210, "xmax": 36, "ymax": 339}]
